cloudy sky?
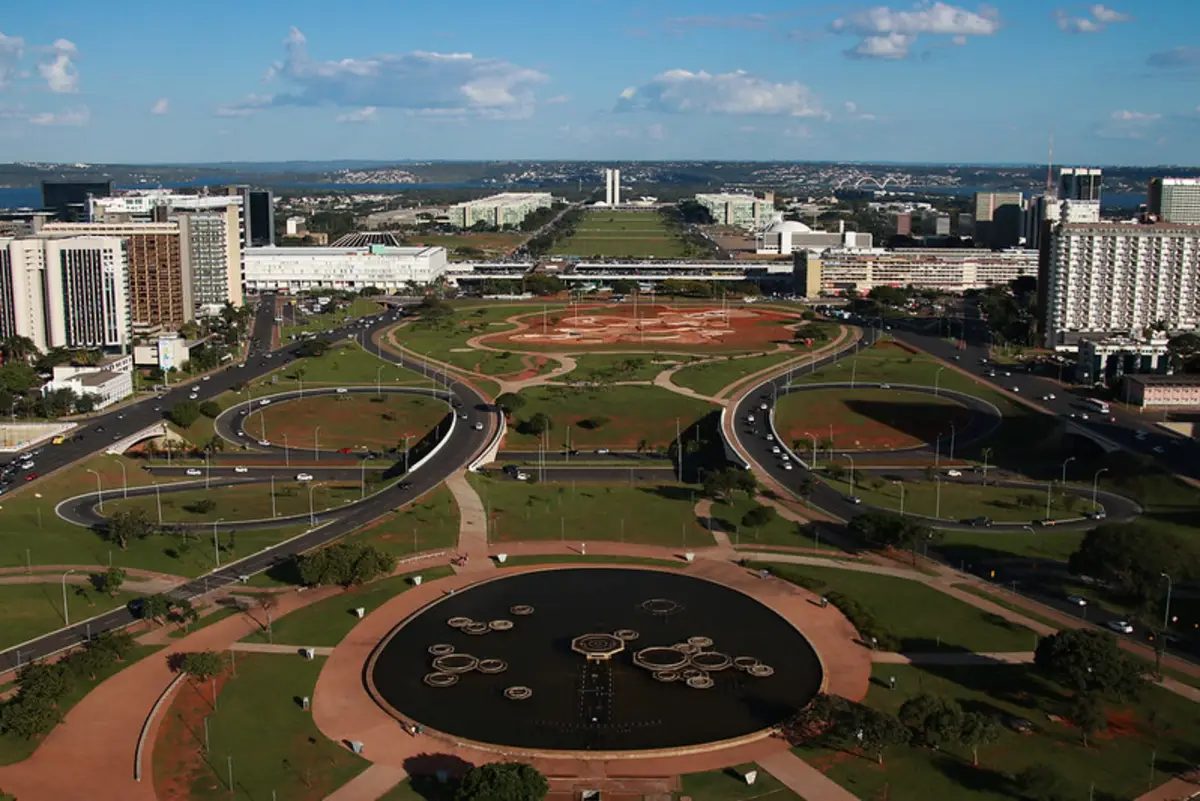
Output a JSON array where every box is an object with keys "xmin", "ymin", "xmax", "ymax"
[{"xmin": 1, "ymin": 0, "xmax": 1197, "ymax": 164}]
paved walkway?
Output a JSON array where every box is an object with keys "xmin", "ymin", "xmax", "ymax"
[
  {"xmin": 229, "ymin": 641, "xmax": 334, "ymax": 656},
  {"xmin": 442, "ymin": 470, "xmax": 494, "ymax": 571},
  {"xmin": 756, "ymin": 750, "xmax": 860, "ymax": 801},
  {"xmin": 693, "ymin": 498, "xmax": 733, "ymax": 551},
  {"xmin": 322, "ymin": 763, "xmax": 408, "ymax": 801},
  {"xmin": 0, "ymin": 573, "xmax": 179, "ymax": 594},
  {"xmin": 1134, "ymin": 778, "xmax": 1200, "ymax": 801}
]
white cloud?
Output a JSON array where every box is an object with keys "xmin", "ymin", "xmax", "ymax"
[
  {"xmin": 832, "ymin": 2, "xmax": 1001, "ymax": 59},
  {"xmin": 214, "ymin": 93, "xmax": 273, "ymax": 117},
  {"xmin": 224, "ymin": 27, "xmax": 547, "ymax": 120},
  {"xmin": 1110, "ymin": 109, "xmax": 1159, "ymax": 121},
  {"xmin": 27, "ymin": 106, "xmax": 89, "ymax": 126},
  {"xmin": 0, "ymin": 33, "xmax": 25, "ymax": 89},
  {"xmin": 664, "ymin": 13, "xmax": 770, "ymax": 32},
  {"xmin": 545, "ymin": 94, "xmax": 570, "ymax": 104},
  {"xmin": 151, "ymin": 98, "xmax": 169, "ymax": 116},
  {"xmin": 844, "ymin": 101, "xmax": 878, "ymax": 121},
  {"xmin": 38, "ymin": 39, "xmax": 78, "ymax": 93},
  {"xmin": 1055, "ymin": 5, "xmax": 1131, "ymax": 33},
  {"xmin": 1097, "ymin": 109, "xmax": 1160, "ymax": 140},
  {"xmin": 336, "ymin": 106, "xmax": 378, "ymax": 123},
  {"xmin": 616, "ymin": 69, "xmax": 825, "ymax": 117}
]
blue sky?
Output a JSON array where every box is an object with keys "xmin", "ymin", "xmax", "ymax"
[{"xmin": 1, "ymin": 0, "xmax": 1198, "ymax": 165}]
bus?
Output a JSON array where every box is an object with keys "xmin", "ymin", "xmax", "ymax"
[{"xmin": 1084, "ymin": 398, "xmax": 1110, "ymax": 414}]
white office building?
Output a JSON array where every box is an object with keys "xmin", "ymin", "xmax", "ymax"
[
  {"xmin": 696, "ymin": 193, "xmax": 775, "ymax": 230},
  {"xmin": 802, "ymin": 248, "xmax": 1037, "ymax": 295},
  {"xmin": 1044, "ymin": 222, "xmax": 1200, "ymax": 349},
  {"xmin": 43, "ymin": 354, "xmax": 133, "ymax": 409},
  {"xmin": 604, "ymin": 169, "xmax": 622, "ymax": 206},
  {"xmin": 755, "ymin": 221, "xmax": 872, "ymax": 255},
  {"xmin": 1149, "ymin": 178, "xmax": 1200, "ymax": 225},
  {"xmin": 243, "ymin": 245, "xmax": 448, "ymax": 292},
  {"xmin": 447, "ymin": 193, "xmax": 553, "ymax": 229},
  {"xmin": 177, "ymin": 209, "xmax": 243, "ymax": 312},
  {"xmin": 0, "ymin": 238, "xmax": 50, "ymax": 351},
  {"xmin": 1024, "ymin": 196, "xmax": 1101, "ymax": 250}
]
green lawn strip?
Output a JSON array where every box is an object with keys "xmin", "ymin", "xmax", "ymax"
[
  {"xmin": 677, "ymin": 764, "xmax": 805, "ymax": 800},
  {"xmin": 775, "ymin": 387, "xmax": 973, "ymax": 453},
  {"xmin": 468, "ymin": 474, "xmax": 715, "ymax": 548},
  {"xmin": 707, "ymin": 496, "xmax": 830, "ymax": 549},
  {"xmin": 794, "ymin": 663, "xmax": 1200, "ymax": 801},
  {"xmin": 553, "ymin": 213, "xmax": 691, "ymax": 258},
  {"xmin": 339, "ymin": 485, "xmax": 460, "ymax": 559},
  {"xmin": 0, "ymin": 644, "xmax": 162, "ymax": 766},
  {"xmin": 818, "ymin": 475, "xmax": 1094, "ymax": 524},
  {"xmin": 253, "ymin": 340, "xmax": 430, "ymax": 390},
  {"xmin": 167, "ymin": 606, "xmax": 243, "ymax": 639},
  {"xmin": 504, "ymin": 384, "xmax": 717, "ymax": 450},
  {"xmin": 102, "ymin": 481, "xmax": 369, "ymax": 524},
  {"xmin": 282, "ymin": 296, "xmax": 382, "ymax": 340},
  {"xmin": 373, "ymin": 780, "xmax": 426, "ymax": 800},
  {"xmin": 754, "ymin": 562, "xmax": 1036, "ymax": 652},
  {"xmin": 497, "ymin": 554, "xmax": 683, "ymax": 569},
  {"xmin": 949, "ymin": 583, "xmax": 1064, "ymax": 631},
  {"xmin": 0, "ymin": 584, "xmax": 139, "ymax": 651},
  {"xmin": 936, "ymin": 528, "xmax": 1084, "ymax": 562},
  {"xmin": 672, "ymin": 352, "xmax": 801, "ymax": 397},
  {"xmin": 565, "ymin": 353, "xmax": 687, "ymax": 382},
  {"xmin": 254, "ymin": 393, "xmax": 447, "ymax": 451},
  {"xmin": 243, "ymin": 567, "xmax": 454, "ymax": 647},
  {"xmin": 392, "ymin": 304, "xmax": 548, "ymax": 371},
  {"xmin": 157, "ymin": 654, "xmax": 366, "ymax": 800}
]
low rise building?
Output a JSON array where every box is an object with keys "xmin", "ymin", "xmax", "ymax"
[
  {"xmin": 797, "ymin": 247, "xmax": 1036, "ymax": 295},
  {"xmin": 1124, "ymin": 375, "xmax": 1200, "ymax": 408},
  {"xmin": 695, "ymin": 193, "xmax": 775, "ymax": 230},
  {"xmin": 1075, "ymin": 336, "xmax": 1171, "ymax": 385},
  {"xmin": 132, "ymin": 335, "xmax": 201, "ymax": 372},
  {"xmin": 43, "ymin": 354, "xmax": 133, "ymax": 409},
  {"xmin": 243, "ymin": 245, "xmax": 448, "ymax": 292}
]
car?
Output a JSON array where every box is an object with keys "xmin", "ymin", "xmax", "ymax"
[
  {"xmin": 515, "ymin": 472, "xmax": 530, "ymax": 481},
  {"xmin": 845, "ymin": 495, "xmax": 862, "ymax": 505},
  {"xmin": 234, "ymin": 466, "xmax": 249, "ymax": 474},
  {"xmin": 1036, "ymin": 518, "xmax": 1058, "ymax": 527},
  {"xmin": 458, "ymin": 413, "xmax": 468, "ymax": 419},
  {"xmin": 966, "ymin": 516, "xmax": 993, "ymax": 527},
  {"xmin": 1011, "ymin": 386, "xmax": 1020, "ymax": 393},
  {"xmin": 336, "ymin": 388, "xmax": 349, "ymax": 394},
  {"xmin": 473, "ymin": 422, "xmax": 484, "ymax": 431},
  {"xmin": 397, "ymin": 481, "xmax": 412, "ymax": 490},
  {"xmin": 986, "ymin": 370, "xmax": 997, "ymax": 377},
  {"xmin": 747, "ymin": 414, "xmax": 756, "ymax": 423},
  {"xmin": 152, "ymin": 406, "xmax": 161, "ymax": 412},
  {"xmin": 95, "ymin": 425, "xmax": 105, "ymax": 432},
  {"xmin": 952, "ymin": 355, "xmax": 960, "ymax": 361},
  {"xmin": 1085, "ymin": 510, "xmax": 1107, "ymax": 520},
  {"xmin": 1067, "ymin": 595, "xmax": 1088, "ymax": 607},
  {"xmin": 202, "ymin": 376, "xmax": 211, "ymax": 381},
  {"xmin": 1045, "ymin": 393, "xmax": 1056, "ymax": 400},
  {"xmin": 595, "ymin": 448, "xmax": 610, "ymax": 454},
  {"xmin": 1080, "ymin": 413, "xmax": 1089, "ymax": 420},
  {"xmin": 1040, "ymin": 394, "xmax": 1054, "ymax": 401},
  {"xmin": 1107, "ymin": 620, "xmax": 1134, "ymax": 634},
  {"xmin": 879, "ymin": 383, "xmax": 891, "ymax": 389},
  {"xmin": 116, "ymin": 413, "xmax": 124, "ymax": 420},
  {"xmin": 185, "ymin": 468, "xmax": 203, "ymax": 476},
  {"xmin": 759, "ymin": 403, "xmax": 769, "ymax": 410},
  {"xmin": 259, "ymin": 399, "xmax": 271, "ymax": 406},
  {"xmin": 257, "ymin": 439, "xmax": 271, "ymax": 447},
  {"xmin": 1003, "ymin": 371, "xmax": 1011, "ymax": 377},
  {"xmin": 295, "ymin": 473, "xmax": 314, "ymax": 481},
  {"xmin": 1007, "ymin": 716, "xmax": 1035, "ymax": 734},
  {"xmin": 782, "ymin": 462, "xmax": 794, "ymax": 470},
  {"xmin": 765, "ymin": 433, "xmax": 775, "ymax": 442},
  {"xmin": 19, "ymin": 461, "xmax": 33, "ymax": 470},
  {"xmin": 946, "ymin": 469, "xmax": 963, "ymax": 477},
  {"xmin": 771, "ymin": 445, "xmax": 781, "ymax": 454},
  {"xmin": 23, "ymin": 473, "xmax": 37, "ymax": 481},
  {"xmin": 1152, "ymin": 445, "xmax": 1165, "ymax": 454}
]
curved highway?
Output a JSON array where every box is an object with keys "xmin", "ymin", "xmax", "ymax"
[{"xmin": 0, "ymin": 297, "xmax": 501, "ymax": 672}]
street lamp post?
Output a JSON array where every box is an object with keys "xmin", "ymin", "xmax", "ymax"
[
  {"xmin": 61, "ymin": 569, "xmax": 76, "ymax": 625},
  {"xmin": 844, "ymin": 454, "xmax": 856, "ymax": 494},
  {"xmin": 283, "ymin": 433, "xmax": 289, "ymax": 466},
  {"xmin": 804, "ymin": 430, "xmax": 818, "ymax": 469},
  {"xmin": 1061, "ymin": 456, "xmax": 1076, "ymax": 485},
  {"xmin": 935, "ymin": 476, "xmax": 942, "ymax": 519},
  {"xmin": 112, "ymin": 459, "xmax": 128, "ymax": 499},
  {"xmin": 1045, "ymin": 480, "xmax": 1053, "ymax": 521},
  {"xmin": 314, "ymin": 426, "xmax": 321, "ymax": 461},
  {"xmin": 934, "ymin": 366, "xmax": 946, "ymax": 397},
  {"xmin": 376, "ymin": 365, "xmax": 384, "ymax": 397},
  {"xmin": 1161, "ymin": 573, "xmax": 1173, "ymax": 632},
  {"xmin": 894, "ymin": 481, "xmax": 905, "ymax": 516},
  {"xmin": 205, "ymin": 454, "xmax": 211, "ymax": 490},
  {"xmin": 935, "ymin": 433, "xmax": 941, "ymax": 467},
  {"xmin": 404, "ymin": 435, "xmax": 413, "ymax": 472},
  {"xmin": 360, "ymin": 459, "xmax": 367, "ymax": 499},
  {"xmin": 86, "ymin": 469, "xmax": 103, "ymax": 513},
  {"xmin": 1092, "ymin": 468, "xmax": 1109, "ymax": 512},
  {"xmin": 212, "ymin": 519, "xmax": 224, "ymax": 567},
  {"xmin": 308, "ymin": 483, "xmax": 317, "ymax": 527},
  {"xmin": 155, "ymin": 483, "xmax": 162, "ymax": 525},
  {"xmin": 949, "ymin": 423, "xmax": 957, "ymax": 462}
]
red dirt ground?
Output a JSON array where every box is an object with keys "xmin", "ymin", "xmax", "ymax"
[
  {"xmin": 153, "ymin": 671, "xmax": 231, "ymax": 800},
  {"xmin": 776, "ymin": 389, "xmax": 975, "ymax": 452},
  {"xmin": 256, "ymin": 394, "xmax": 446, "ymax": 450},
  {"xmin": 487, "ymin": 304, "xmax": 801, "ymax": 352}
]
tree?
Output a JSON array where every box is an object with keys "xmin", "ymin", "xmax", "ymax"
[
  {"xmin": 167, "ymin": 598, "xmax": 201, "ymax": 631},
  {"xmin": 795, "ymin": 476, "xmax": 816, "ymax": 501},
  {"xmin": 295, "ymin": 338, "xmax": 331, "ymax": 358},
  {"xmin": 609, "ymin": 279, "xmax": 637, "ymax": 295},
  {"xmin": 741, "ymin": 504, "xmax": 777, "ymax": 536},
  {"xmin": 1167, "ymin": 331, "xmax": 1200, "ymax": 373},
  {"xmin": 898, "ymin": 693, "xmax": 963, "ymax": 750},
  {"xmin": 0, "ymin": 335, "xmax": 37, "ymax": 363},
  {"xmin": 496, "ymin": 393, "xmax": 526, "ymax": 417},
  {"xmin": 1015, "ymin": 763, "xmax": 1071, "ymax": 801},
  {"xmin": 956, "ymin": 711, "xmax": 1000, "ymax": 766},
  {"xmin": 14, "ymin": 662, "xmax": 72, "ymax": 703},
  {"xmin": 173, "ymin": 651, "xmax": 224, "ymax": 680},
  {"xmin": 103, "ymin": 508, "xmax": 158, "ymax": 549},
  {"xmin": 1068, "ymin": 523, "xmax": 1192, "ymax": 604},
  {"xmin": 701, "ymin": 467, "xmax": 757, "ymax": 503},
  {"xmin": 74, "ymin": 394, "xmax": 96, "ymax": 414},
  {"xmin": 1069, "ymin": 691, "xmax": 1106, "ymax": 747},
  {"xmin": 297, "ymin": 542, "xmax": 398, "ymax": 587},
  {"xmin": 168, "ymin": 400, "xmax": 201, "ymax": 428},
  {"xmin": 848, "ymin": 511, "xmax": 933, "ymax": 554},
  {"xmin": 521, "ymin": 412, "xmax": 552, "ymax": 437},
  {"xmin": 455, "ymin": 762, "xmax": 548, "ymax": 801},
  {"xmin": 139, "ymin": 594, "xmax": 173, "ymax": 624},
  {"xmin": 1034, "ymin": 629, "xmax": 1146, "ymax": 700},
  {"xmin": 198, "ymin": 401, "xmax": 221, "ymax": 419},
  {"xmin": 97, "ymin": 566, "xmax": 126, "ymax": 595}
]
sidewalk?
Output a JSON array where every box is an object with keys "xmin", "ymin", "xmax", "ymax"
[{"xmin": 756, "ymin": 750, "xmax": 861, "ymax": 801}]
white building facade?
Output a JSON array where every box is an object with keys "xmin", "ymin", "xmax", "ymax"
[
  {"xmin": 0, "ymin": 239, "xmax": 50, "ymax": 351},
  {"xmin": 810, "ymin": 248, "xmax": 1036, "ymax": 295},
  {"xmin": 243, "ymin": 245, "xmax": 449, "ymax": 292},
  {"xmin": 44, "ymin": 354, "xmax": 133, "ymax": 409},
  {"xmin": 1045, "ymin": 222, "xmax": 1200, "ymax": 349},
  {"xmin": 696, "ymin": 193, "xmax": 775, "ymax": 230},
  {"xmin": 605, "ymin": 169, "xmax": 622, "ymax": 206},
  {"xmin": 177, "ymin": 208, "xmax": 243, "ymax": 312},
  {"xmin": 447, "ymin": 193, "xmax": 553, "ymax": 229}
]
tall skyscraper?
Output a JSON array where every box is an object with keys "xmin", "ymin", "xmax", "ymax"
[
  {"xmin": 1059, "ymin": 167, "xmax": 1103, "ymax": 202},
  {"xmin": 1149, "ymin": 178, "xmax": 1200, "ymax": 225},
  {"xmin": 973, "ymin": 192, "xmax": 1024, "ymax": 248},
  {"xmin": 0, "ymin": 239, "xmax": 49, "ymax": 351},
  {"xmin": 227, "ymin": 186, "xmax": 276, "ymax": 247},
  {"xmin": 41, "ymin": 236, "xmax": 129, "ymax": 349},
  {"xmin": 41, "ymin": 180, "xmax": 113, "ymax": 223},
  {"xmin": 604, "ymin": 169, "xmax": 622, "ymax": 206},
  {"xmin": 177, "ymin": 207, "xmax": 243, "ymax": 310}
]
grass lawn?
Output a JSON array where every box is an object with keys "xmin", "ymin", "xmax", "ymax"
[
  {"xmin": 340, "ymin": 485, "xmax": 459, "ymax": 559},
  {"xmin": 937, "ymin": 528, "xmax": 1085, "ymax": 563},
  {"xmin": 282, "ymin": 296, "xmax": 382, "ymax": 340},
  {"xmin": 503, "ymin": 384, "xmax": 717, "ymax": 450},
  {"xmin": 103, "ymin": 481, "xmax": 369, "ymax": 524},
  {"xmin": 243, "ymin": 567, "xmax": 454, "ymax": 646},
  {"xmin": 554, "ymin": 211, "xmax": 690, "ymax": 259},
  {"xmin": 708, "ymin": 495, "xmax": 832, "ymax": 550},
  {"xmin": 777, "ymin": 387, "xmax": 976, "ymax": 452},
  {"xmin": 167, "ymin": 605, "xmax": 243, "ymax": 639},
  {"xmin": 254, "ymin": 393, "xmax": 447, "ymax": 451},
  {"xmin": 677, "ymin": 764, "xmax": 805, "ymax": 800},
  {"xmin": 497, "ymin": 554, "xmax": 683, "ymax": 569},
  {"xmin": 795, "ymin": 663, "xmax": 1200, "ymax": 801},
  {"xmin": 0, "ymin": 583, "xmax": 140, "ymax": 650},
  {"xmin": 565, "ymin": 353, "xmax": 687, "ymax": 382},
  {"xmin": 760, "ymin": 562, "xmax": 1037, "ymax": 652},
  {"xmin": 408, "ymin": 232, "xmax": 524, "ymax": 258},
  {"xmin": 153, "ymin": 654, "xmax": 365, "ymax": 800},
  {"xmin": 390, "ymin": 304, "xmax": 531, "ymax": 372},
  {"xmin": 253, "ymin": 340, "xmax": 430, "ymax": 390},
  {"xmin": 374, "ymin": 781, "xmax": 426, "ymax": 800},
  {"xmin": 672, "ymin": 352, "xmax": 801, "ymax": 397},
  {"xmin": 819, "ymin": 476, "xmax": 1096, "ymax": 524},
  {"xmin": 468, "ymin": 474, "xmax": 714, "ymax": 548},
  {"xmin": 0, "ymin": 644, "xmax": 162, "ymax": 765}
]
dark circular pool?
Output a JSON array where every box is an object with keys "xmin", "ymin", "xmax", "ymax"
[{"xmin": 369, "ymin": 567, "xmax": 823, "ymax": 752}]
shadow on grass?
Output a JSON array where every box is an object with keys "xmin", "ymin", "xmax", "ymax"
[{"xmin": 403, "ymin": 754, "xmax": 473, "ymax": 800}]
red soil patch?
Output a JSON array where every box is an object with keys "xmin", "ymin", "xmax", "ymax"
[
  {"xmin": 257, "ymin": 394, "xmax": 445, "ymax": 450},
  {"xmin": 488, "ymin": 304, "xmax": 800, "ymax": 352},
  {"xmin": 153, "ymin": 671, "xmax": 231, "ymax": 800},
  {"xmin": 777, "ymin": 389, "xmax": 975, "ymax": 452}
]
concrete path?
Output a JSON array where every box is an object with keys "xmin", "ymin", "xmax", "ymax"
[
  {"xmin": 323, "ymin": 764, "xmax": 409, "ymax": 801},
  {"xmin": 1134, "ymin": 778, "xmax": 1200, "ymax": 801},
  {"xmin": 229, "ymin": 641, "xmax": 335, "ymax": 656},
  {"xmin": 0, "ymin": 573, "xmax": 179, "ymax": 594},
  {"xmin": 442, "ymin": 470, "xmax": 494, "ymax": 571},
  {"xmin": 756, "ymin": 750, "xmax": 862, "ymax": 801},
  {"xmin": 693, "ymin": 498, "xmax": 733, "ymax": 551},
  {"xmin": 873, "ymin": 651, "xmax": 1035, "ymax": 665}
]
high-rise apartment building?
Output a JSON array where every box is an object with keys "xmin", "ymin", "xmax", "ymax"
[
  {"xmin": 42, "ymin": 236, "xmax": 129, "ymax": 349},
  {"xmin": 1043, "ymin": 222, "xmax": 1200, "ymax": 349},
  {"xmin": 893, "ymin": 212, "xmax": 913, "ymax": 237},
  {"xmin": 177, "ymin": 207, "xmax": 243, "ymax": 311},
  {"xmin": 695, "ymin": 193, "xmax": 775, "ymax": 230},
  {"xmin": 1148, "ymin": 178, "xmax": 1200, "ymax": 225},
  {"xmin": 1059, "ymin": 167, "xmax": 1103, "ymax": 202},
  {"xmin": 42, "ymin": 222, "xmax": 191, "ymax": 331},
  {"xmin": 605, "ymin": 169, "xmax": 622, "ymax": 206},
  {"xmin": 934, "ymin": 215, "xmax": 952, "ymax": 236},
  {"xmin": 41, "ymin": 180, "xmax": 113, "ymax": 222},
  {"xmin": 973, "ymin": 192, "xmax": 1024, "ymax": 248},
  {"xmin": 0, "ymin": 239, "xmax": 49, "ymax": 351}
]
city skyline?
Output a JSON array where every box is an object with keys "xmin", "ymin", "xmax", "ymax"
[{"xmin": 1, "ymin": 0, "xmax": 1199, "ymax": 165}]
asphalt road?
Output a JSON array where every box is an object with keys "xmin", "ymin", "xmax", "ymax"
[{"xmin": 0, "ymin": 296, "xmax": 500, "ymax": 672}]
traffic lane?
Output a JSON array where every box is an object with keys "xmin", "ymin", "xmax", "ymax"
[
  {"xmin": 145, "ymin": 466, "xmax": 377, "ymax": 480},
  {"xmin": 496, "ymin": 450, "xmax": 669, "ymax": 463},
  {"xmin": 493, "ymin": 466, "xmax": 678, "ymax": 483}
]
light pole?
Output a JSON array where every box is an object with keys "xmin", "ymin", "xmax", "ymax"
[
  {"xmin": 844, "ymin": 454, "xmax": 855, "ymax": 494},
  {"xmin": 403, "ymin": 435, "xmax": 413, "ymax": 472},
  {"xmin": 155, "ymin": 483, "xmax": 162, "ymax": 525},
  {"xmin": 112, "ymin": 459, "xmax": 128, "ymax": 499},
  {"xmin": 61, "ymin": 569, "xmax": 76, "ymax": 625},
  {"xmin": 283, "ymin": 433, "xmax": 289, "ymax": 466},
  {"xmin": 376, "ymin": 365, "xmax": 384, "ymax": 397},
  {"xmin": 360, "ymin": 459, "xmax": 367, "ymax": 499},
  {"xmin": 86, "ymin": 469, "xmax": 103, "ymax": 513},
  {"xmin": 270, "ymin": 474, "xmax": 277, "ymax": 518},
  {"xmin": 804, "ymin": 430, "xmax": 818, "ymax": 468},
  {"xmin": 934, "ymin": 366, "xmax": 946, "ymax": 397},
  {"xmin": 893, "ymin": 480, "xmax": 905, "ymax": 516},
  {"xmin": 935, "ymin": 476, "xmax": 943, "ymax": 519},
  {"xmin": 1161, "ymin": 573, "xmax": 1173, "ymax": 632},
  {"xmin": 212, "ymin": 519, "xmax": 224, "ymax": 567},
  {"xmin": 949, "ymin": 423, "xmax": 957, "ymax": 462},
  {"xmin": 850, "ymin": 359, "xmax": 858, "ymax": 389},
  {"xmin": 314, "ymin": 426, "xmax": 321, "ymax": 461},
  {"xmin": 935, "ymin": 433, "xmax": 941, "ymax": 467},
  {"xmin": 1092, "ymin": 468, "xmax": 1109, "ymax": 512},
  {"xmin": 1045, "ymin": 480, "xmax": 1053, "ymax": 521},
  {"xmin": 981, "ymin": 447, "xmax": 992, "ymax": 485},
  {"xmin": 205, "ymin": 454, "xmax": 211, "ymax": 490},
  {"xmin": 308, "ymin": 483, "xmax": 317, "ymax": 527},
  {"xmin": 1061, "ymin": 456, "xmax": 1076, "ymax": 484}
]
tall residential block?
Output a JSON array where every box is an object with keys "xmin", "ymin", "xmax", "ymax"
[
  {"xmin": 1149, "ymin": 178, "xmax": 1200, "ymax": 225},
  {"xmin": 177, "ymin": 207, "xmax": 243, "ymax": 311},
  {"xmin": 893, "ymin": 212, "xmax": 913, "ymax": 237},
  {"xmin": 605, "ymin": 169, "xmax": 622, "ymax": 206},
  {"xmin": 42, "ymin": 236, "xmax": 129, "ymax": 349},
  {"xmin": 1059, "ymin": 167, "xmax": 1103, "ymax": 202},
  {"xmin": 973, "ymin": 192, "xmax": 1024, "ymax": 248},
  {"xmin": 0, "ymin": 239, "xmax": 49, "ymax": 351},
  {"xmin": 226, "ymin": 186, "xmax": 275, "ymax": 247},
  {"xmin": 1044, "ymin": 222, "xmax": 1200, "ymax": 349}
]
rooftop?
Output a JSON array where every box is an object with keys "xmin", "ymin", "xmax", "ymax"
[{"xmin": 1128, "ymin": 375, "xmax": 1200, "ymax": 386}]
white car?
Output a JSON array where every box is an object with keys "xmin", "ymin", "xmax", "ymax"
[
  {"xmin": 1066, "ymin": 595, "xmax": 1087, "ymax": 607},
  {"xmin": 1152, "ymin": 446, "xmax": 1165, "ymax": 454},
  {"xmin": 595, "ymin": 448, "xmax": 610, "ymax": 454},
  {"xmin": 1011, "ymin": 387, "xmax": 1020, "ymax": 393},
  {"xmin": 880, "ymin": 383, "xmax": 891, "ymax": 389},
  {"xmin": 515, "ymin": 472, "xmax": 530, "ymax": 481},
  {"xmin": 257, "ymin": 439, "xmax": 270, "ymax": 447},
  {"xmin": 771, "ymin": 445, "xmax": 781, "ymax": 454},
  {"xmin": 202, "ymin": 375, "xmax": 211, "ymax": 381},
  {"xmin": 185, "ymin": 468, "xmax": 202, "ymax": 476},
  {"xmin": 336, "ymin": 388, "xmax": 348, "ymax": 394},
  {"xmin": 1045, "ymin": 393, "xmax": 1056, "ymax": 400},
  {"xmin": 946, "ymin": 469, "xmax": 963, "ymax": 477},
  {"xmin": 1107, "ymin": 620, "xmax": 1134, "ymax": 634},
  {"xmin": 765, "ymin": 434, "xmax": 774, "ymax": 442},
  {"xmin": 782, "ymin": 462, "xmax": 794, "ymax": 471},
  {"xmin": 189, "ymin": 394, "xmax": 199, "ymax": 401},
  {"xmin": 295, "ymin": 473, "xmax": 314, "ymax": 482},
  {"xmin": 780, "ymin": 453, "xmax": 790, "ymax": 462},
  {"xmin": 759, "ymin": 403, "xmax": 769, "ymax": 410},
  {"xmin": 259, "ymin": 399, "xmax": 271, "ymax": 406},
  {"xmin": 234, "ymin": 466, "xmax": 249, "ymax": 474},
  {"xmin": 747, "ymin": 415, "xmax": 756, "ymax": 423},
  {"xmin": 473, "ymin": 422, "xmax": 484, "ymax": 431}
]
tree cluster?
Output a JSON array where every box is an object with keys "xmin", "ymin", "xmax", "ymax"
[
  {"xmin": 898, "ymin": 694, "xmax": 1000, "ymax": 764},
  {"xmin": 1068, "ymin": 523, "xmax": 1195, "ymax": 606},
  {"xmin": 294, "ymin": 338, "xmax": 333, "ymax": 358},
  {"xmin": 848, "ymin": 511, "xmax": 936, "ymax": 555},
  {"xmin": 1034, "ymin": 629, "xmax": 1146, "ymax": 701},
  {"xmin": 701, "ymin": 467, "xmax": 758, "ymax": 503},
  {"xmin": 297, "ymin": 542, "xmax": 398, "ymax": 587},
  {"xmin": 455, "ymin": 762, "xmax": 549, "ymax": 801},
  {"xmin": 101, "ymin": 508, "xmax": 160, "ymax": 550},
  {"xmin": 168, "ymin": 650, "xmax": 225, "ymax": 680},
  {"xmin": 0, "ymin": 632, "xmax": 135, "ymax": 740},
  {"xmin": 793, "ymin": 694, "xmax": 910, "ymax": 765}
]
